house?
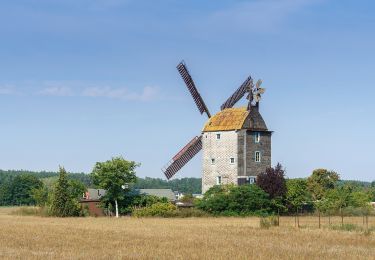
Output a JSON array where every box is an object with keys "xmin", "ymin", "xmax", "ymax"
[
  {"xmin": 80, "ymin": 189, "xmax": 107, "ymax": 217},
  {"xmin": 138, "ymin": 189, "xmax": 176, "ymax": 202}
]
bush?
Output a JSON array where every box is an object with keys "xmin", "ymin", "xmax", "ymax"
[
  {"xmin": 132, "ymin": 202, "xmax": 176, "ymax": 217},
  {"xmin": 197, "ymin": 184, "xmax": 272, "ymax": 216},
  {"xmin": 118, "ymin": 194, "xmax": 168, "ymax": 215},
  {"xmin": 132, "ymin": 203, "xmax": 210, "ymax": 218}
]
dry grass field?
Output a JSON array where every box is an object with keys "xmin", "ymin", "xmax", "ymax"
[{"xmin": 0, "ymin": 207, "xmax": 374, "ymax": 259}]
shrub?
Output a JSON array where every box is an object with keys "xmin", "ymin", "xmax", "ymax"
[
  {"xmin": 132, "ymin": 202, "xmax": 176, "ymax": 217},
  {"xmin": 118, "ymin": 194, "xmax": 168, "ymax": 215},
  {"xmin": 197, "ymin": 184, "xmax": 272, "ymax": 216}
]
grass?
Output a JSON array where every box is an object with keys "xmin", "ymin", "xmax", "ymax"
[{"xmin": 0, "ymin": 207, "xmax": 374, "ymax": 259}]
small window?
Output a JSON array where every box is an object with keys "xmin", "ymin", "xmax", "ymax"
[
  {"xmin": 249, "ymin": 177, "xmax": 256, "ymax": 184},
  {"xmin": 255, "ymin": 132, "xmax": 261, "ymax": 143},
  {"xmin": 255, "ymin": 151, "xmax": 261, "ymax": 162},
  {"xmin": 230, "ymin": 157, "xmax": 235, "ymax": 164},
  {"xmin": 216, "ymin": 176, "xmax": 222, "ymax": 185},
  {"xmin": 211, "ymin": 158, "xmax": 215, "ymax": 164},
  {"xmin": 216, "ymin": 133, "xmax": 221, "ymax": 140}
]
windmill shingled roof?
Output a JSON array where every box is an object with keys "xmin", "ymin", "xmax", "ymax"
[
  {"xmin": 203, "ymin": 107, "xmax": 249, "ymax": 132},
  {"xmin": 203, "ymin": 107, "xmax": 268, "ymax": 132}
]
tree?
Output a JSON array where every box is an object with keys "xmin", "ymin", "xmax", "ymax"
[
  {"xmin": 31, "ymin": 186, "xmax": 49, "ymax": 207},
  {"xmin": 307, "ymin": 169, "xmax": 339, "ymax": 201},
  {"xmin": 91, "ymin": 156, "xmax": 139, "ymax": 218},
  {"xmin": 324, "ymin": 186, "xmax": 351, "ymax": 225},
  {"xmin": 286, "ymin": 179, "xmax": 311, "ymax": 212},
  {"xmin": 0, "ymin": 180, "xmax": 12, "ymax": 206},
  {"xmin": 68, "ymin": 179, "xmax": 86, "ymax": 200},
  {"xmin": 10, "ymin": 174, "xmax": 43, "ymax": 205},
  {"xmin": 257, "ymin": 163, "xmax": 287, "ymax": 199},
  {"xmin": 50, "ymin": 167, "xmax": 81, "ymax": 217}
]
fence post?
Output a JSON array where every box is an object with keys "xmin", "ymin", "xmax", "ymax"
[
  {"xmin": 298, "ymin": 208, "xmax": 300, "ymax": 228},
  {"xmin": 318, "ymin": 211, "xmax": 321, "ymax": 229},
  {"xmin": 341, "ymin": 208, "xmax": 344, "ymax": 227}
]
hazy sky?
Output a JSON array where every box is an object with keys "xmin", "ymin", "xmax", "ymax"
[{"xmin": 1, "ymin": 0, "xmax": 374, "ymax": 181}]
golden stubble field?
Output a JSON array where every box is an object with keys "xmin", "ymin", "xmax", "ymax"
[{"xmin": 0, "ymin": 208, "xmax": 374, "ymax": 259}]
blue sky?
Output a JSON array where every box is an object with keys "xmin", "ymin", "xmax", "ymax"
[{"xmin": 0, "ymin": 0, "xmax": 374, "ymax": 181}]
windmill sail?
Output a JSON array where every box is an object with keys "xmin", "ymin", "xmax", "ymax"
[
  {"xmin": 220, "ymin": 76, "xmax": 253, "ymax": 110},
  {"xmin": 162, "ymin": 136, "xmax": 202, "ymax": 180},
  {"xmin": 177, "ymin": 62, "xmax": 211, "ymax": 118}
]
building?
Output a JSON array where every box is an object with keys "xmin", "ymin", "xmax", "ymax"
[
  {"xmin": 138, "ymin": 189, "xmax": 176, "ymax": 202},
  {"xmin": 201, "ymin": 105, "xmax": 271, "ymax": 193},
  {"xmin": 80, "ymin": 188, "xmax": 107, "ymax": 216},
  {"xmin": 161, "ymin": 62, "xmax": 271, "ymax": 194}
]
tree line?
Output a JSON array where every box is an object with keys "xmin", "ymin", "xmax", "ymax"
[{"xmin": 1, "ymin": 161, "xmax": 374, "ymax": 218}]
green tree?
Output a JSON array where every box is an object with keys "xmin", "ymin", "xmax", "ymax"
[
  {"xmin": 349, "ymin": 190, "xmax": 372, "ymax": 215},
  {"xmin": 68, "ymin": 179, "xmax": 86, "ymax": 199},
  {"xmin": 0, "ymin": 180, "xmax": 12, "ymax": 206},
  {"xmin": 31, "ymin": 186, "xmax": 49, "ymax": 207},
  {"xmin": 50, "ymin": 167, "xmax": 80, "ymax": 217},
  {"xmin": 324, "ymin": 186, "xmax": 351, "ymax": 224},
  {"xmin": 10, "ymin": 174, "xmax": 43, "ymax": 205},
  {"xmin": 91, "ymin": 156, "xmax": 139, "ymax": 218},
  {"xmin": 307, "ymin": 169, "xmax": 339, "ymax": 201},
  {"xmin": 286, "ymin": 179, "xmax": 311, "ymax": 213}
]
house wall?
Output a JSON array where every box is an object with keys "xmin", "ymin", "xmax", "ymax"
[
  {"xmin": 80, "ymin": 200, "xmax": 105, "ymax": 217},
  {"xmin": 202, "ymin": 131, "xmax": 238, "ymax": 193}
]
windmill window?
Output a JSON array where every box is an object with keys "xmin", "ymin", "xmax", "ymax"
[
  {"xmin": 255, "ymin": 151, "xmax": 261, "ymax": 162},
  {"xmin": 211, "ymin": 158, "xmax": 215, "ymax": 164},
  {"xmin": 216, "ymin": 176, "xmax": 222, "ymax": 185},
  {"xmin": 255, "ymin": 132, "xmax": 261, "ymax": 143},
  {"xmin": 216, "ymin": 134, "xmax": 221, "ymax": 140},
  {"xmin": 230, "ymin": 157, "xmax": 235, "ymax": 164}
]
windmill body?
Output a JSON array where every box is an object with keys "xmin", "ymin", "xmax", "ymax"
[
  {"xmin": 162, "ymin": 61, "xmax": 272, "ymax": 193},
  {"xmin": 201, "ymin": 106, "xmax": 271, "ymax": 193}
]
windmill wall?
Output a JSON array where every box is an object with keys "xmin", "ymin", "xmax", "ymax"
[
  {"xmin": 202, "ymin": 129, "xmax": 271, "ymax": 193},
  {"xmin": 238, "ymin": 130, "xmax": 272, "ymax": 177},
  {"xmin": 202, "ymin": 131, "xmax": 238, "ymax": 193}
]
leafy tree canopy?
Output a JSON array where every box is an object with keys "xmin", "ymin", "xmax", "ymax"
[
  {"xmin": 286, "ymin": 178, "xmax": 311, "ymax": 210},
  {"xmin": 307, "ymin": 169, "xmax": 340, "ymax": 200},
  {"xmin": 256, "ymin": 163, "xmax": 287, "ymax": 199},
  {"xmin": 91, "ymin": 156, "xmax": 139, "ymax": 217}
]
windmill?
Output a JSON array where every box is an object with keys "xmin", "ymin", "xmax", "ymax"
[{"xmin": 162, "ymin": 61, "xmax": 271, "ymax": 192}]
